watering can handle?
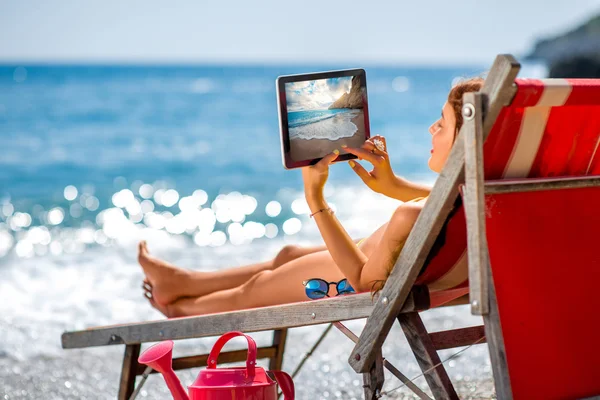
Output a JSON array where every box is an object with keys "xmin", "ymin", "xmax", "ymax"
[
  {"xmin": 269, "ymin": 370, "xmax": 295, "ymax": 400},
  {"xmin": 207, "ymin": 331, "xmax": 257, "ymax": 379}
]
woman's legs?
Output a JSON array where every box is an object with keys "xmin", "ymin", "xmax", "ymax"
[
  {"xmin": 138, "ymin": 241, "xmax": 327, "ymax": 305},
  {"xmin": 161, "ymin": 249, "xmax": 347, "ymax": 317}
]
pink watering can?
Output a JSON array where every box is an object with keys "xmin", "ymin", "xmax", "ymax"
[{"xmin": 138, "ymin": 331, "xmax": 295, "ymax": 400}]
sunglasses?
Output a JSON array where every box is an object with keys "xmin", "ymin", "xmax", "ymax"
[{"xmin": 303, "ymin": 278, "xmax": 356, "ymax": 300}]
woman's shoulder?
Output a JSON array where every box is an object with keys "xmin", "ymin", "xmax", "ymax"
[
  {"xmin": 406, "ymin": 196, "xmax": 428, "ymax": 208},
  {"xmin": 394, "ymin": 197, "xmax": 425, "ymax": 220}
]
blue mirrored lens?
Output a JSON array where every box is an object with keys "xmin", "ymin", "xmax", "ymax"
[
  {"xmin": 337, "ymin": 279, "xmax": 355, "ymax": 294},
  {"xmin": 305, "ymin": 279, "xmax": 329, "ymax": 299}
]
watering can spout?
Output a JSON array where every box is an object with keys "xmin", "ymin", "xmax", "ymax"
[{"xmin": 138, "ymin": 340, "xmax": 189, "ymax": 400}]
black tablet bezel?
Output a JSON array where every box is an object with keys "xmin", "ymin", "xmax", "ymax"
[{"xmin": 276, "ymin": 68, "xmax": 370, "ymax": 169}]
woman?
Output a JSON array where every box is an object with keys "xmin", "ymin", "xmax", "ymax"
[{"xmin": 139, "ymin": 78, "xmax": 484, "ymax": 317}]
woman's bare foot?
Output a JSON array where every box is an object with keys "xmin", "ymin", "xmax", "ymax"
[
  {"xmin": 137, "ymin": 241, "xmax": 193, "ymax": 306},
  {"xmin": 142, "ymin": 280, "xmax": 182, "ymax": 318}
]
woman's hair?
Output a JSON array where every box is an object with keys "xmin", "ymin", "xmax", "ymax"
[
  {"xmin": 368, "ymin": 77, "xmax": 484, "ymax": 297},
  {"xmin": 447, "ymin": 77, "xmax": 485, "ymax": 136}
]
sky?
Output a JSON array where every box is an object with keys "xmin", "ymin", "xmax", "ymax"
[
  {"xmin": 286, "ymin": 77, "xmax": 352, "ymax": 111},
  {"xmin": 1, "ymin": 0, "xmax": 599, "ymax": 65}
]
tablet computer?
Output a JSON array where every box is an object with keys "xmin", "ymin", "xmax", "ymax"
[{"xmin": 276, "ymin": 68, "xmax": 370, "ymax": 169}]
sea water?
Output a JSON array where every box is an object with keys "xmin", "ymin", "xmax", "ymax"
[{"xmin": 0, "ymin": 63, "xmax": 545, "ymax": 398}]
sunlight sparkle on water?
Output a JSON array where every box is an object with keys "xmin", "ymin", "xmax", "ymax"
[
  {"xmin": 209, "ymin": 231, "xmax": 227, "ymax": 247},
  {"xmin": 47, "ymin": 208, "xmax": 65, "ymax": 225},
  {"xmin": 0, "ymin": 183, "xmax": 299, "ymax": 258},
  {"xmin": 193, "ymin": 189, "xmax": 208, "ymax": 206},
  {"xmin": 282, "ymin": 218, "xmax": 302, "ymax": 235},
  {"xmin": 140, "ymin": 199, "xmax": 154, "ymax": 214},
  {"xmin": 291, "ymin": 198, "xmax": 310, "ymax": 215},
  {"xmin": 26, "ymin": 226, "xmax": 51, "ymax": 245},
  {"xmin": 161, "ymin": 189, "xmax": 180, "ymax": 207},
  {"xmin": 227, "ymin": 222, "xmax": 246, "ymax": 245},
  {"xmin": 0, "ymin": 230, "xmax": 14, "ymax": 257},
  {"xmin": 153, "ymin": 189, "xmax": 165, "ymax": 205},
  {"xmin": 10, "ymin": 212, "xmax": 32, "ymax": 229},
  {"xmin": 1, "ymin": 203, "xmax": 14, "ymax": 217},
  {"xmin": 197, "ymin": 208, "xmax": 217, "ymax": 234},
  {"xmin": 193, "ymin": 232, "xmax": 211, "ymax": 246},
  {"xmin": 243, "ymin": 221, "xmax": 266, "ymax": 239},
  {"xmin": 139, "ymin": 183, "xmax": 154, "ymax": 199},
  {"xmin": 63, "ymin": 185, "xmax": 78, "ymax": 201},
  {"xmin": 265, "ymin": 223, "xmax": 278, "ymax": 239},
  {"xmin": 85, "ymin": 196, "xmax": 99, "ymax": 211},
  {"xmin": 112, "ymin": 189, "xmax": 135, "ymax": 208},
  {"xmin": 265, "ymin": 201, "xmax": 282, "ymax": 217}
]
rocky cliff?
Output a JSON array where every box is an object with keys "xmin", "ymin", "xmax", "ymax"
[
  {"xmin": 329, "ymin": 75, "xmax": 364, "ymax": 109},
  {"xmin": 526, "ymin": 14, "xmax": 600, "ymax": 78}
]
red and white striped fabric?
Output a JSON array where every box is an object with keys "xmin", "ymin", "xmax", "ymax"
[
  {"xmin": 484, "ymin": 79, "xmax": 600, "ymax": 180},
  {"xmin": 417, "ymin": 78, "xmax": 600, "ymax": 305}
]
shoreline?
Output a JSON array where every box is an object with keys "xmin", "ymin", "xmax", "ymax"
[{"xmin": 290, "ymin": 111, "xmax": 366, "ymax": 161}]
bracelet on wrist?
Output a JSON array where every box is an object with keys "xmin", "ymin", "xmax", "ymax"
[{"xmin": 310, "ymin": 207, "xmax": 334, "ymax": 218}]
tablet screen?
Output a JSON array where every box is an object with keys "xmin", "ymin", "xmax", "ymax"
[{"xmin": 278, "ymin": 70, "xmax": 369, "ymax": 168}]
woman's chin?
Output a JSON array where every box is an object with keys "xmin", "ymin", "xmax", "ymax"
[{"xmin": 427, "ymin": 157, "xmax": 440, "ymax": 173}]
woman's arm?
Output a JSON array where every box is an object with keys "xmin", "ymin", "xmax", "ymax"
[
  {"xmin": 309, "ymin": 191, "xmax": 422, "ymax": 292},
  {"xmin": 344, "ymin": 135, "xmax": 432, "ymax": 202},
  {"xmin": 302, "ymin": 152, "xmax": 369, "ymax": 290},
  {"xmin": 381, "ymin": 176, "xmax": 432, "ymax": 202},
  {"xmin": 306, "ymin": 193, "xmax": 368, "ymax": 290},
  {"xmin": 358, "ymin": 201, "xmax": 422, "ymax": 291}
]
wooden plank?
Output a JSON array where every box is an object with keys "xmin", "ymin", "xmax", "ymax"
[
  {"xmin": 118, "ymin": 344, "xmax": 140, "ymax": 400},
  {"xmin": 483, "ymin": 262, "xmax": 513, "ymax": 399},
  {"xmin": 398, "ymin": 313, "xmax": 459, "ymax": 400},
  {"xmin": 332, "ymin": 321, "xmax": 432, "ymax": 400},
  {"xmin": 348, "ymin": 54, "xmax": 521, "ymax": 373},
  {"xmin": 362, "ymin": 350, "xmax": 385, "ymax": 400},
  {"xmin": 134, "ymin": 347, "xmax": 277, "ymax": 375},
  {"xmin": 62, "ymin": 288, "xmax": 429, "ymax": 349},
  {"xmin": 269, "ymin": 329, "xmax": 288, "ymax": 371},
  {"xmin": 428, "ymin": 326, "xmax": 486, "ymax": 350},
  {"xmin": 463, "ymin": 92, "xmax": 490, "ymax": 315},
  {"xmin": 485, "ymin": 176, "xmax": 600, "ymax": 194}
]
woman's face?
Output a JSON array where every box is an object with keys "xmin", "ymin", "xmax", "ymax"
[{"xmin": 428, "ymin": 102, "xmax": 457, "ymax": 173}]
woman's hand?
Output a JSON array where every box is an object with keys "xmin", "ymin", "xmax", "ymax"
[
  {"xmin": 302, "ymin": 150, "xmax": 339, "ymax": 202},
  {"xmin": 343, "ymin": 135, "xmax": 401, "ymax": 196}
]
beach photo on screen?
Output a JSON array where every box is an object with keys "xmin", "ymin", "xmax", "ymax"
[{"xmin": 285, "ymin": 75, "xmax": 365, "ymax": 161}]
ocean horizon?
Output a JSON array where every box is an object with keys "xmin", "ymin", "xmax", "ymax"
[{"xmin": 0, "ymin": 62, "xmax": 546, "ymax": 398}]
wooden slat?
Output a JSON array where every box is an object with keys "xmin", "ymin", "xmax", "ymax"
[
  {"xmin": 62, "ymin": 289, "xmax": 429, "ymax": 349},
  {"xmin": 134, "ymin": 347, "xmax": 277, "ymax": 376},
  {"xmin": 118, "ymin": 344, "xmax": 140, "ymax": 400},
  {"xmin": 348, "ymin": 54, "xmax": 521, "ymax": 373},
  {"xmin": 363, "ymin": 350, "xmax": 385, "ymax": 400},
  {"xmin": 269, "ymin": 329, "xmax": 287, "ymax": 371},
  {"xmin": 428, "ymin": 325, "xmax": 486, "ymax": 350},
  {"xmin": 484, "ymin": 262, "xmax": 513, "ymax": 399},
  {"xmin": 333, "ymin": 321, "xmax": 432, "ymax": 400},
  {"xmin": 484, "ymin": 176, "xmax": 600, "ymax": 194},
  {"xmin": 463, "ymin": 92, "xmax": 490, "ymax": 315},
  {"xmin": 398, "ymin": 313, "xmax": 459, "ymax": 400}
]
